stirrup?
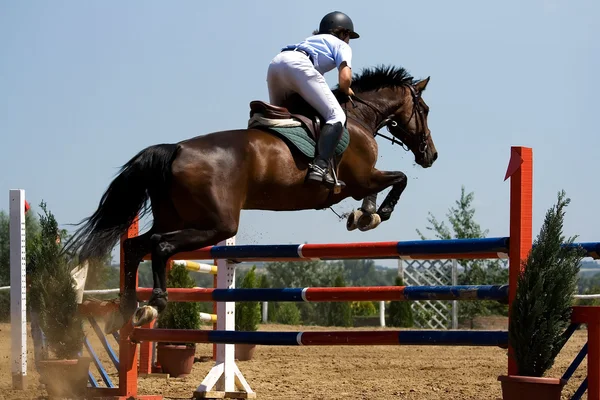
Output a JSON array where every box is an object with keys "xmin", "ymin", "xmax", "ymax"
[
  {"xmin": 307, "ymin": 163, "xmax": 328, "ymax": 180},
  {"xmin": 307, "ymin": 163, "xmax": 345, "ymax": 194}
]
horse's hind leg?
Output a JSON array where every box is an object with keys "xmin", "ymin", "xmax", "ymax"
[
  {"xmin": 132, "ymin": 224, "xmax": 238, "ymax": 327},
  {"xmin": 104, "ymin": 230, "xmax": 153, "ymax": 334}
]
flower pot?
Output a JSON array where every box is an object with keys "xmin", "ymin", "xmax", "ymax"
[
  {"xmin": 156, "ymin": 343, "xmax": 196, "ymax": 377},
  {"xmin": 235, "ymin": 343, "xmax": 256, "ymax": 361},
  {"xmin": 37, "ymin": 357, "xmax": 91, "ymax": 398},
  {"xmin": 498, "ymin": 375, "xmax": 566, "ymax": 400}
]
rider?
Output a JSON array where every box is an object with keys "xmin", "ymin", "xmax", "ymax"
[{"xmin": 266, "ymin": 11, "xmax": 359, "ymax": 187}]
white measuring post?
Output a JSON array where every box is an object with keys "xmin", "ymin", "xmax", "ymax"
[
  {"xmin": 195, "ymin": 236, "xmax": 254, "ymax": 399},
  {"xmin": 10, "ymin": 189, "xmax": 27, "ymax": 390}
]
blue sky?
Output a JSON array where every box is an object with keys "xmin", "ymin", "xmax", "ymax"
[{"xmin": 1, "ymin": 1, "xmax": 598, "ymax": 267}]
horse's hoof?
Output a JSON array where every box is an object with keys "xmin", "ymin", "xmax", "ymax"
[
  {"xmin": 347, "ymin": 209, "xmax": 363, "ymax": 231},
  {"xmin": 104, "ymin": 311, "xmax": 126, "ymax": 335},
  {"xmin": 358, "ymin": 213, "xmax": 382, "ymax": 232},
  {"xmin": 132, "ymin": 305, "xmax": 159, "ymax": 327}
]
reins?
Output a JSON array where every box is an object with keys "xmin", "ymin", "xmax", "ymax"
[{"xmin": 342, "ymin": 86, "xmax": 430, "ymax": 154}]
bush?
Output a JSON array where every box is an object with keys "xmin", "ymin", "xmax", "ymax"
[
  {"xmin": 351, "ymin": 301, "xmax": 377, "ymax": 317},
  {"xmin": 0, "ymin": 292, "xmax": 9, "ymax": 322},
  {"xmin": 387, "ymin": 276, "xmax": 414, "ymax": 328},
  {"xmin": 28, "ymin": 202, "xmax": 83, "ymax": 359},
  {"xmin": 0, "ymin": 205, "xmax": 42, "ymax": 322},
  {"xmin": 157, "ymin": 264, "xmax": 201, "ymax": 335},
  {"xmin": 272, "ymin": 302, "xmax": 302, "ymax": 325},
  {"xmin": 509, "ymin": 191, "xmax": 586, "ymax": 376},
  {"xmin": 297, "ymin": 302, "xmax": 319, "ymax": 326},
  {"xmin": 235, "ymin": 266, "xmax": 261, "ymax": 331},
  {"xmin": 324, "ymin": 274, "xmax": 353, "ymax": 327}
]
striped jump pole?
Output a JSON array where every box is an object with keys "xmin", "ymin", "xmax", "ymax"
[
  {"xmin": 173, "ymin": 260, "xmax": 218, "ymax": 275},
  {"xmin": 136, "ymin": 285, "xmax": 510, "ymax": 303},
  {"xmin": 141, "ymin": 237, "xmax": 599, "ymax": 264},
  {"xmin": 131, "ymin": 328, "xmax": 509, "ymax": 347},
  {"xmin": 144, "ymin": 236, "xmax": 512, "ymax": 262},
  {"xmin": 199, "ymin": 312, "xmax": 218, "ymax": 323}
]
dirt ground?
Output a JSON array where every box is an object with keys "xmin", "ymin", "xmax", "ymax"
[{"xmin": 0, "ymin": 318, "xmax": 589, "ymax": 399}]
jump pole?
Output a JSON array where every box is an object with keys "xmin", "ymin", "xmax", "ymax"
[{"xmin": 10, "ymin": 189, "xmax": 27, "ymax": 390}]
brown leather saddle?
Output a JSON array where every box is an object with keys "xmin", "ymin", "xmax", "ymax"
[{"xmin": 249, "ymin": 100, "xmax": 324, "ymax": 141}]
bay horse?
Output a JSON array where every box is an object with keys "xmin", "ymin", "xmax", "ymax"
[{"xmin": 65, "ymin": 65, "xmax": 438, "ymax": 333}]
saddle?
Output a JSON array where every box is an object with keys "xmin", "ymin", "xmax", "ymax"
[{"xmin": 249, "ymin": 100, "xmax": 324, "ymax": 141}]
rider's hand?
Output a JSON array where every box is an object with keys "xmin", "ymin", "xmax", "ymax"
[{"xmin": 346, "ymin": 87, "xmax": 355, "ymax": 97}]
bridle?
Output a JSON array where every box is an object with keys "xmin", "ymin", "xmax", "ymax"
[{"xmin": 343, "ymin": 85, "xmax": 430, "ymax": 154}]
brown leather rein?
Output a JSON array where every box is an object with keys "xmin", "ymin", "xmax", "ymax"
[{"xmin": 343, "ymin": 85, "xmax": 430, "ymax": 154}]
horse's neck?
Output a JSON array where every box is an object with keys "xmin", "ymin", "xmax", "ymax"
[
  {"xmin": 345, "ymin": 93, "xmax": 392, "ymax": 133},
  {"xmin": 346, "ymin": 113, "xmax": 375, "ymax": 138}
]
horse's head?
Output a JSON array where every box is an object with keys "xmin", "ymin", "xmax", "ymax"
[
  {"xmin": 346, "ymin": 66, "xmax": 438, "ymax": 168},
  {"xmin": 386, "ymin": 77, "xmax": 437, "ymax": 168}
]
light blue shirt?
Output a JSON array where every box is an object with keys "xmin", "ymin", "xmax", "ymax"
[{"xmin": 282, "ymin": 34, "xmax": 353, "ymax": 75}]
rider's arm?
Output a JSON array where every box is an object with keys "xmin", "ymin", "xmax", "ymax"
[{"xmin": 338, "ymin": 62, "xmax": 354, "ymax": 96}]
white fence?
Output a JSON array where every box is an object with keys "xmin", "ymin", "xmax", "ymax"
[{"xmin": 398, "ymin": 259, "xmax": 458, "ymax": 330}]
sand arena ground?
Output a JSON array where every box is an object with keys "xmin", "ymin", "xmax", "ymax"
[{"xmin": 0, "ymin": 318, "xmax": 589, "ymax": 399}]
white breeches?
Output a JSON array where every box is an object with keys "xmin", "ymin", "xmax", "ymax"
[{"xmin": 266, "ymin": 51, "xmax": 346, "ymax": 125}]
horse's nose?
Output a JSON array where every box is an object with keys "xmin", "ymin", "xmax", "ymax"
[{"xmin": 433, "ymin": 152, "xmax": 438, "ymax": 162}]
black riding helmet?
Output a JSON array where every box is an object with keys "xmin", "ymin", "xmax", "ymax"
[{"xmin": 318, "ymin": 11, "xmax": 359, "ymax": 39}]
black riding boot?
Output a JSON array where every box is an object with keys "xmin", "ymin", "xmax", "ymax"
[{"xmin": 307, "ymin": 121, "xmax": 345, "ymax": 188}]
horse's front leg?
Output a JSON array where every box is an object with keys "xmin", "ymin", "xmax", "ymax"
[
  {"xmin": 347, "ymin": 170, "xmax": 407, "ymax": 232},
  {"xmin": 346, "ymin": 194, "xmax": 377, "ymax": 231},
  {"xmin": 377, "ymin": 171, "xmax": 407, "ymax": 222}
]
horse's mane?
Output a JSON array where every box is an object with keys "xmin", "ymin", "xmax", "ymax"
[
  {"xmin": 286, "ymin": 65, "xmax": 418, "ymax": 112},
  {"xmin": 334, "ymin": 65, "xmax": 416, "ymax": 95}
]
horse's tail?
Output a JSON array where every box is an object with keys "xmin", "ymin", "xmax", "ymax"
[{"xmin": 65, "ymin": 143, "xmax": 180, "ymax": 261}]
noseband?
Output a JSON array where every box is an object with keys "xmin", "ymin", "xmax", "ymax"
[{"xmin": 344, "ymin": 85, "xmax": 430, "ymax": 154}]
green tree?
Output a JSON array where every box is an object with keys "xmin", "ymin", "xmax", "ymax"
[
  {"xmin": 257, "ymin": 272, "xmax": 270, "ymax": 289},
  {"xmin": 341, "ymin": 259, "xmax": 378, "ymax": 285},
  {"xmin": 509, "ymin": 190, "xmax": 585, "ymax": 376},
  {"xmin": 157, "ymin": 264, "xmax": 201, "ymax": 332},
  {"xmin": 324, "ymin": 274, "xmax": 353, "ymax": 327},
  {"xmin": 266, "ymin": 260, "xmax": 344, "ymax": 326},
  {"xmin": 387, "ymin": 276, "xmax": 414, "ymax": 327},
  {"xmin": 0, "ymin": 205, "xmax": 42, "ymax": 321},
  {"xmin": 235, "ymin": 266, "xmax": 261, "ymax": 331},
  {"xmin": 416, "ymin": 186, "xmax": 509, "ymax": 327},
  {"xmin": 351, "ymin": 301, "xmax": 377, "ymax": 316},
  {"xmin": 0, "ymin": 207, "xmax": 42, "ymax": 285},
  {"xmin": 29, "ymin": 202, "xmax": 83, "ymax": 359},
  {"xmin": 266, "ymin": 260, "xmax": 343, "ymax": 288},
  {"xmin": 271, "ymin": 302, "xmax": 302, "ymax": 325}
]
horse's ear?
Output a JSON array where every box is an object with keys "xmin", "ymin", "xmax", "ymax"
[{"xmin": 414, "ymin": 76, "xmax": 430, "ymax": 93}]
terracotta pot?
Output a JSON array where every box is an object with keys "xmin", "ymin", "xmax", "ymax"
[
  {"xmin": 498, "ymin": 375, "xmax": 566, "ymax": 400},
  {"xmin": 235, "ymin": 343, "xmax": 256, "ymax": 361},
  {"xmin": 37, "ymin": 357, "xmax": 91, "ymax": 398},
  {"xmin": 156, "ymin": 344, "xmax": 196, "ymax": 377}
]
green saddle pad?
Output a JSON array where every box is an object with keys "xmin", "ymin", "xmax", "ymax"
[{"xmin": 267, "ymin": 125, "xmax": 350, "ymax": 158}]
